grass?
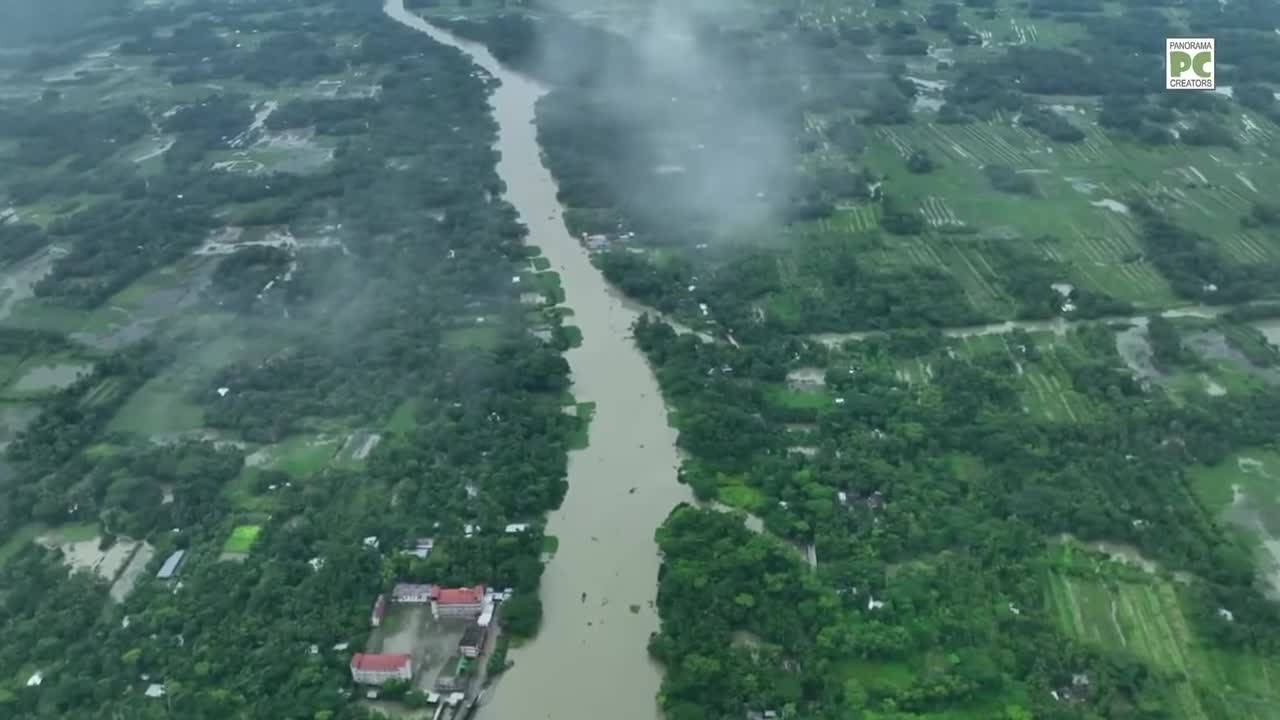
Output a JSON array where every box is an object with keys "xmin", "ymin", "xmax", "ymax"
[
  {"xmin": 0, "ymin": 355, "xmax": 23, "ymax": 387},
  {"xmin": 222, "ymin": 524, "xmax": 261, "ymax": 554},
  {"xmin": 386, "ymin": 399, "xmax": 417, "ymax": 433},
  {"xmin": 107, "ymin": 375, "xmax": 205, "ymax": 436},
  {"xmin": 16, "ymin": 193, "xmax": 112, "ymax": 227},
  {"xmin": 0, "ymin": 523, "xmax": 46, "ymax": 564},
  {"xmin": 716, "ymin": 481, "xmax": 766, "ymax": 512},
  {"xmin": 224, "ymin": 469, "xmax": 276, "ymax": 514},
  {"xmin": 263, "ymin": 434, "xmax": 342, "ymax": 478},
  {"xmin": 1, "ymin": 300, "xmax": 98, "ymax": 334},
  {"xmin": 85, "ymin": 442, "xmax": 125, "ymax": 459},
  {"xmin": 53, "ymin": 522, "xmax": 100, "ymax": 544},
  {"xmin": 442, "ymin": 324, "xmax": 502, "ymax": 351},
  {"xmin": 1189, "ymin": 448, "xmax": 1280, "ymax": 536},
  {"xmin": 106, "ymin": 330, "xmax": 284, "ymax": 436},
  {"xmin": 2, "ymin": 358, "xmax": 93, "ymax": 399},
  {"xmin": 765, "ymin": 384, "xmax": 833, "ymax": 411},
  {"xmin": 541, "ymin": 535, "xmax": 559, "ymax": 555},
  {"xmin": 835, "ymin": 658, "xmax": 915, "ymax": 693},
  {"xmin": 1019, "ymin": 366, "xmax": 1089, "ymax": 423},
  {"xmin": 567, "ymin": 402, "xmax": 596, "ymax": 450}
]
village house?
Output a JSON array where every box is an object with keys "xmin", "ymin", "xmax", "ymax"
[
  {"xmin": 582, "ymin": 233, "xmax": 609, "ymax": 251},
  {"xmin": 401, "ymin": 538, "xmax": 434, "ymax": 560},
  {"xmin": 370, "ymin": 594, "xmax": 387, "ymax": 628},
  {"xmin": 350, "ymin": 653, "xmax": 413, "ymax": 685},
  {"xmin": 156, "ymin": 550, "xmax": 186, "ymax": 580},
  {"xmin": 432, "ymin": 585, "xmax": 486, "ymax": 619},
  {"xmin": 459, "ymin": 623, "xmax": 486, "ymax": 658}
]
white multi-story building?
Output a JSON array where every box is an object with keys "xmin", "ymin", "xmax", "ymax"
[{"xmin": 431, "ymin": 585, "xmax": 485, "ymax": 619}]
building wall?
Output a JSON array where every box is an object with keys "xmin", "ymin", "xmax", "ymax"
[
  {"xmin": 351, "ymin": 665, "xmax": 412, "ymax": 685},
  {"xmin": 431, "ymin": 601, "xmax": 483, "ymax": 619}
]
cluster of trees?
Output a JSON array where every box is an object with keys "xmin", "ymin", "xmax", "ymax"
[
  {"xmin": 1242, "ymin": 200, "xmax": 1280, "ymax": 229},
  {"xmin": 0, "ymin": 100, "xmax": 150, "ymax": 172},
  {"xmin": 978, "ymin": 238, "xmax": 1132, "ymax": 320},
  {"xmin": 34, "ymin": 193, "xmax": 215, "ymax": 307},
  {"xmin": 6, "ymin": 342, "xmax": 168, "ymax": 476},
  {"xmin": 119, "ymin": 14, "xmax": 349, "ymax": 87},
  {"xmin": 206, "ymin": 246, "xmax": 292, "ymax": 312},
  {"xmin": 0, "ymin": 222, "xmax": 48, "ymax": 264},
  {"xmin": 982, "ymin": 164, "xmax": 1036, "ymax": 195},
  {"xmin": 1131, "ymin": 200, "xmax": 1280, "ymax": 302},
  {"xmin": 1145, "ymin": 316, "xmax": 1197, "ymax": 372},
  {"xmin": 1019, "ymin": 106, "xmax": 1085, "ymax": 143}
]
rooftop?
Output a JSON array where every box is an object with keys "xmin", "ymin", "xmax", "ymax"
[
  {"xmin": 350, "ymin": 653, "xmax": 411, "ymax": 673},
  {"xmin": 156, "ymin": 550, "xmax": 186, "ymax": 579},
  {"xmin": 434, "ymin": 585, "xmax": 484, "ymax": 605},
  {"xmin": 392, "ymin": 582, "xmax": 434, "ymax": 598}
]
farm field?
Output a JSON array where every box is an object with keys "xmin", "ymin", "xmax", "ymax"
[
  {"xmin": 1046, "ymin": 542, "xmax": 1280, "ymax": 720},
  {"xmin": 222, "ymin": 524, "xmax": 261, "ymax": 554},
  {"xmin": 857, "ymin": 111, "xmax": 1280, "ymax": 311}
]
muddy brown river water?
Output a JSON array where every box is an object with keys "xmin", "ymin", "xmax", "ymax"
[{"xmin": 383, "ymin": 2, "xmax": 691, "ymax": 718}]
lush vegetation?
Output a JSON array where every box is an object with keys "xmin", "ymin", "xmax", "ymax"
[
  {"xmin": 442, "ymin": 1, "xmax": 1280, "ymax": 718},
  {"xmin": 3, "ymin": 1, "xmax": 1280, "ymax": 719},
  {"xmin": 0, "ymin": 0, "xmax": 583, "ymax": 717}
]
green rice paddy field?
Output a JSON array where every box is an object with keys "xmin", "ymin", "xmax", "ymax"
[
  {"xmin": 1046, "ymin": 544, "xmax": 1280, "ymax": 720},
  {"xmin": 843, "ymin": 112, "xmax": 1280, "ymax": 311}
]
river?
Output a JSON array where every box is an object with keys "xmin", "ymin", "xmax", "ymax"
[{"xmin": 382, "ymin": 2, "xmax": 691, "ymax": 719}]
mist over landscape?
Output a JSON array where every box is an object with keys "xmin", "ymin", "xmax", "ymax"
[{"xmin": 1, "ymin": 0, "xmax": 1280, "ymax": 719}]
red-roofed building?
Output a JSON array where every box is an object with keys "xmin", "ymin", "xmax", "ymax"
[
  {"xmin": 350, "ymin": 653, "xmax": 412, "ymax": 685},
  {"xmin": 430, "ymin": 585, "xmax": 485, "ymax": 619},
  {"xmin": 370, "ymin": 594, "xmax": 387, "ymax": 628}
]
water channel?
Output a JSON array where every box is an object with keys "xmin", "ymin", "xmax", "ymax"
[{"xmin": 382, "ymin": 2, "xmax": 691, "ymax": 718}]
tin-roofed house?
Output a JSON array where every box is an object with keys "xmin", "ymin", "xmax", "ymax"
[{"xmin": 156, "ymin": 550, "xmax": 186, "ymax": 580}]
